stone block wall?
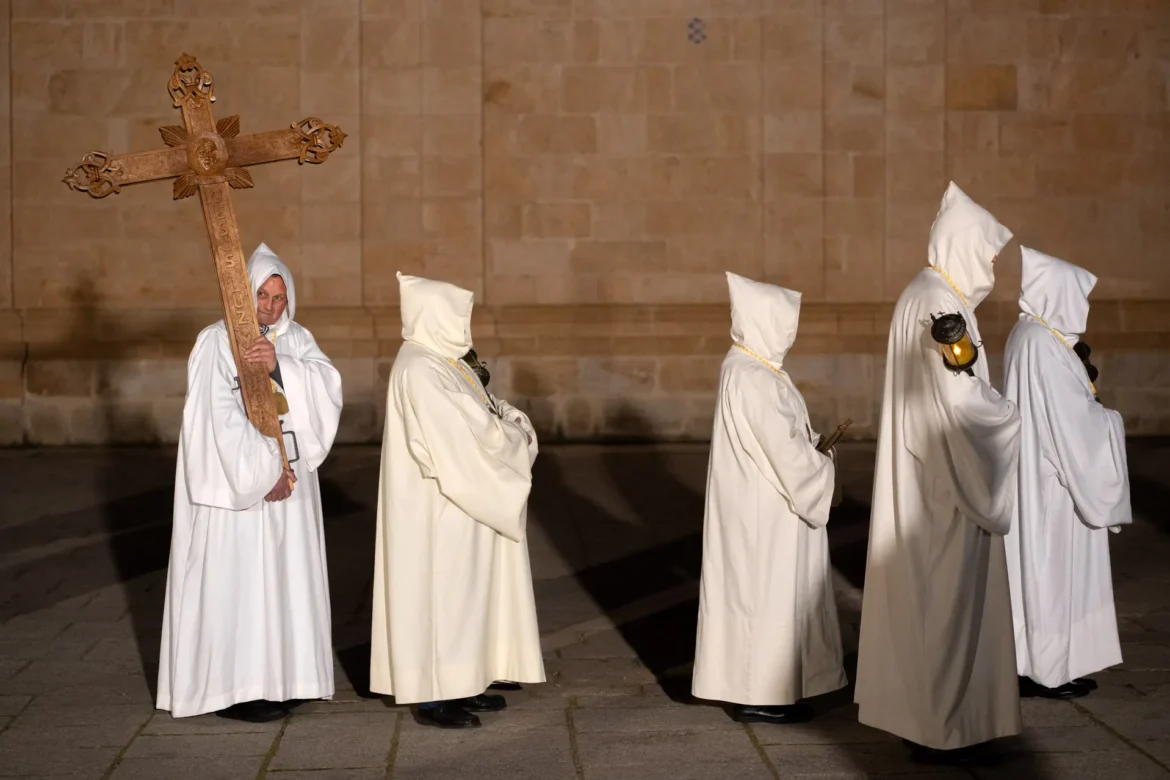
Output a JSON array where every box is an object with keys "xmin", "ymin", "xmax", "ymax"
[{"xmin": 1, "ymin": 0, "xmax": 1169, "ymax": 445}]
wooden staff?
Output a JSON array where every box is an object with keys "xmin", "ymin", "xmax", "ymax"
[{"xmin": 816, "ymin": 419, "xmax": 853, "ymax": 454}]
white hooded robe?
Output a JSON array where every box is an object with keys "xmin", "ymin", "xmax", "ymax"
[
  {"xmin": 692, "ymin": 273, "xmax": 846, "ymax": 707},
  {"xmin": 1003, "ymin": 247, "xmax": 1131, "ymax": 689},
  {"xmin": 855, "ymin": 182, "xmax": 1023, "ymax": 750},
  {"xmin": 158, "ymin": 243, "xmax": 344, "ymax": 717},
  {"xmin": 370, "ymin": 273, "xmax": 545, "ymax": 705}
]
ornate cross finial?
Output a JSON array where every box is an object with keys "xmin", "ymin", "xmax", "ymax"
[
  {"xmin": 61, "ymin": 151, "xmax": 123, "ymax": 199},
  {"xmin": 168, "ymin": 53, "xmax": 215, "ymax": 108},
  {"xmin": 293, "ymin": 118, "xmax": 347, "ymax": 164}
]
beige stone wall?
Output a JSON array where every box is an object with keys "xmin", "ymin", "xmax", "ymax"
[{"xmin": 2, "ymin": 0, "xmax": 1169, "ymax": 445}]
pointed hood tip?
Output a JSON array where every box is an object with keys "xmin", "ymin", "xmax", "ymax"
[
  {"xmin": 727, "ymin": 272, "xmax": 802, "ymax": 365},
  {"xmin": 1018, "ymin": 246, "xmax": 1096, "ymax": 338},
  {"xmin": 927, "ymin": 182, "xmax": 1011, "ymax": 309},
  {"xmin": 398, "ymin": 273, "xmax": 475, "ymax": 359}
]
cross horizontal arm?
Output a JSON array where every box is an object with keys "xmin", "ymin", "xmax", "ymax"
[
  {"xmin": 62, "ymin": 117, "xmax": 347, "ymax": 200},
  {"xmin": 225, "ymin": 129, "xmax": 304, "ymax": 167},
  {"xmin": 226, "ymin": 120, "xmax": 345, "ymax": 167},
  {"xmin": 61, "ymin": 147, "xmax": 189, "ymax": 198}
]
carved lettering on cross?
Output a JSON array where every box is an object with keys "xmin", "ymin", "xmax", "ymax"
[{"xmin": 63, "ymin": 53, "xmax": 346, "ymax": 483}]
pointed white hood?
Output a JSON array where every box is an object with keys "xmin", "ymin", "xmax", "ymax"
[
  {"xmin": 1019, "ymin": 246, "xmax": 1097, "ymax": 343},
  {"xmin": 398, "ymin": 272, "xmax": 474, "ymax": 359},
  {"xmin": 247, "ymin": 242, "xmax": 296, "ymax": 337},
  {"xmin": 927, "ymin": 182, "xmax": 1013, "ymax": 309},
  {"xmin": 727, "ymin": 272, "xmax": 802, "ymax": 366}
]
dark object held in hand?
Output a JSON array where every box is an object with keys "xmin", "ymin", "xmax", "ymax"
[
  {"xmin": 462, "ymin": 348, "xmax": 491, "ymax": 388},
  {"xmin": 816, "ymin": 419, "xmax": 853, "ymax": 454},
  {"xmin": 1072, "ymin": 341, "xmax": 1099, "ymax": 388},
  {"xmin": 930, "ymin": 313, "xmax": 978, "ymax": 376}
]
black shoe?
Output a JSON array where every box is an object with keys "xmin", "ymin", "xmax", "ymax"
[
  {"xmin": 415, "ymin": 702, "xmax": 481, "ymax": 729},
  {"xmin": 489, "ymin": 680, "xmax": 523, "ymax": 691},
  {"xmin": 1019, "ymin": 676, "xmax": 1090, "ymax": 700},
  {"xmin": 1073, "ymin": 677, "xmax": 1098, "ymax": 691},
  {"xmin": 460, "ymin": 693, "xmax": 507, "ymax": 712},
  {"xmin": 904, "ymin": 740, "xmax": 990, "ymax": 766},
  {"xmin": 216, "ymin": 700, "xmax": 289, "ymax": 723},
  {"xmin": 731, "ymin": 703, "xmax": 814, "ymax": 724}
]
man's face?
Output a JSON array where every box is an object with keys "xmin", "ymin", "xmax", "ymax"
[{"xmin": 257, "ymin": 275, "xmax": 288, "ymax": 326}]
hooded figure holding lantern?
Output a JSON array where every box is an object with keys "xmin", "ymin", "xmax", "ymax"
[{"xmin": 855, "ymin": 183, "xmax": 1023, "ymax": 765}]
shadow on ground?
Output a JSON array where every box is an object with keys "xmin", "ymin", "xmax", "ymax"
[{"xmin": 4, "ymin": 435, "xmax": 1161, "ymax": 777}]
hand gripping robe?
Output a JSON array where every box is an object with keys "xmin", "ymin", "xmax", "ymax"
[
  {"xmin": 855, "ymin": 182, "xmax": 1023, "ymax": 750},
  {"xmin": 1004, "ymin": 248, "xmax": 1131, "ymax": 689},
  {"xmin": 370, "ymin": 273, "xmax": 544, "ymax": 704},
  {"xmin": 158, "ymin": 244, "xmax": 344, "ymax": 717},
  {"xmin": 692, "ymin": 274, "xmax": 846, "ymax": 707}
]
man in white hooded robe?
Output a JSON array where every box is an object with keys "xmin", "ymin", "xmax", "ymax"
[
  {"xmin": 158, "ymin": 243, "xmax": 344, "ymax": 722},
  {"xmin": 1003, "ymin": 247, "xmax": 1131, "ymax": 701},
  {"xmin": 370, "ymin": 273, "xmax": 544, "ymax": 729},
  {"xmin": 692, "ymin": 273, "xmax": 846, "ymax": 725},
  {"xmin": 855, "ymin": 183, "xmax": 1023, "ymax": 764}
]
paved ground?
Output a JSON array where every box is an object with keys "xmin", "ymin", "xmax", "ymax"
[{"xmin": 1, "ymin": 441, "xmax": 1169, "ymax": 779}]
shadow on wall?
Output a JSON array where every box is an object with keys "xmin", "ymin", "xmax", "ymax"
[
  {"xmin": 71, "ymin": 276, "xmax": 171, "ymax": 691},
  {"xmin": 7, "ymin": 275, "xmax": 376, "ymax": 700},
  {"xmin": 0, "ymin": 277, "xmax": 179, "ymax": 690}
]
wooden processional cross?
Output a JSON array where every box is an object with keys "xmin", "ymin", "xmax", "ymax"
[{"xmin": 63, "ymin": 53, "xmax": 346, "ymax": 478}]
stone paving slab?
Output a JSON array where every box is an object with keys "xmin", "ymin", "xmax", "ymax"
[
  {"xmin": 141, "ymin": 712, "xmax": 285, "ymax": 736},
  {"xmin": 1, "ymin": 443, "xmax": 1169, "ymax": 779},
  {"xmin": 0, "ymin": 720, "xmax": 144, "ymax": 750},
  {"xmin": 108, "ymin": 758, "xmax": 269, "ymax": 780},
  {"xmin": 969, "ymin": 750, "xmax": 1170, "ymax": 780},
  {"xmin": 393, "ymin": 724, "xmax": 577, "ymax": 777},
  {"xmin": 1075, "ymin": 697, "xmax": 1170, "ymax": 741},
  {"xmin": 268, "ymin": 772, "xmax": 385, "ymax": 780},
  {"xmin": 0, "ymin": 746, "xmax": 122, "ymax": 777},
  {"xmin": 570, "ymin": 703, "xmax": 731, "ymax": 732},
  {"xmin": 269, "ymin": 713, "xmax": 396, "ymax": 771},
  {"xmin": 582, "ymin": 762, "xmax": 778, "ymax": 780},
  {"xmin": 751, "ymin": 717, "xmax": 901, "ymax": 747},
  {"xmin": 575, "ymin": 727, "xmax": 757, "ymax": 767},
  {"xmin": 123, "ymin": 732, "xmax": 277, "ymax": 760}
]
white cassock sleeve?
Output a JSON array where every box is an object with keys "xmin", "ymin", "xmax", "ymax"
[
  {"xmin": 1034, "ymin": 342, "xmax": 1132, "ymax": 530},
  {"xmin": 278, "ymin": 329, "xmax": 343, "ymax": 472},
  {"xmin": 494, "ymin": 396, "xmax": 539, "ymax": 468},
  {"xmin": 181, "ymin": 329, "xmax": 284, "ymax": 511},
  {"xmin": 403, "ymin": 366, "xmax": 535, "ymax": 542},
  {"xmin": 914, "ymin": 326, "xmax": 1021, "ymax": 536},
  {"xmin": 733, "ymin": 378, "xmax": 836, "ymax": 529},
  {"xmin": 829, "ymin": 446, "xmax": 844, "ymax": 508}
]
